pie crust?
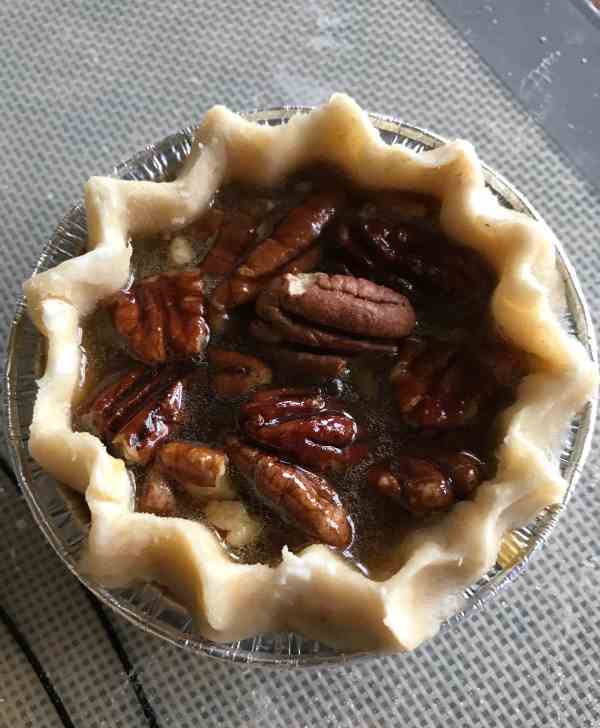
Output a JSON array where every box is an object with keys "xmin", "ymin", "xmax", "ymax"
[{"xmin": 24, "ymin": 94, "xmax": 598, "ymax": 651}]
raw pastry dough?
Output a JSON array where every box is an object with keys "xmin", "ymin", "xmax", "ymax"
[{"xmin": 24, "ymin": 94, "xmax": 597, "ymax": 651}]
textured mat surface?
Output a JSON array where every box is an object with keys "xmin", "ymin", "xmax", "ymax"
[{"xmin": 1, "ymin": 1, "xmax": 599, "ymax": 726}]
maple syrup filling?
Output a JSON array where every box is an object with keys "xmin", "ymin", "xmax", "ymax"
[{"xmin": 75, "ymin": 166, "xmax": 526, "ymax": 580}]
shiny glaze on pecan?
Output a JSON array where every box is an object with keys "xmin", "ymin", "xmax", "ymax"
[
  {"xmin": 391, "ymin": 336, "xmax": 523, "ymax": 428},
  {"xmin": 434, "ymin": 451, "xmax": 485, "ymax": 498},
  {"xmin": 251, "ymin": 272, "xmax": 415, "ymax": 355},
  {"xmin": 208, "ymin": 348, "xmax": 272, "ymax": 398},
  {"xmin": 209, "ymin": 189, "xmax": 343, "ymax": 318},
  {"xmin": 226, "ymin": 436, "xmax": 352, "ymax": 548},
  {"xmin": 368, "ymin": 450, "xmax": 484, "ymax": 515},
  {"xmin": 240, "ymin": 387, "xmax": 368, "ymax": 473},
  {"xmin": 109, "ymin": 269, "xmax": 209, "ymax": 364},
  {"xmin": 80, "ymin": 366, "xmax": 187, "ymax": 465}
]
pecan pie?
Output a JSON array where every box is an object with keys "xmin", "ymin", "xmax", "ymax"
[{"xmin": 23, "ymin": 95, "xmax": 597, "ymax": 652}]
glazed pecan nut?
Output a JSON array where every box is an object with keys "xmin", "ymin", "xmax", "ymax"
[
  {"xmin": 112, "ymin": 381, "xmax": 184, "ymax": 465},
  {"xmin": 368, "ymin": 457, "xmax": 455, "ymax": 515},
  {"xmin": 208, "ymin": 348, "xmax": 272, "ymax": 398},
  {"xmin": 391, "ymin": 338, "xmax": 479, "ymax": 427},
  {"xmin": 252, "ymin": 272, "xmax": 415, "ymax": 354},
  {"xmin": 225, "ymin": 436, "xmax": 352, "ymax": 548},
  {"xmin": 80, "ymin": 366, "xmax": 187, "ymax": 465},
  {"xmin": 237, "ymin": 189, "xmax": 344, "ymax": 278},
  {"xmin": 109, "ymin": 269, "xmax": 209, "ymax": 364},
  {"xmin": 390, "ymin": 336, "xmax": 522, "ymax": 428},
  {"xmin": 241, "ymin": 387, "xmax": 330, "ymax": 419},
  {"xmin": 80, "ymin": 365, "xmax": 149, "ymax": 436},
  {"xmin": 434, "ymin": 451, "xmax": 485, "ymax": 499},
  {"xmin": 154, "ymin": 441, "xmax": 236, "ymax": 499},
  {"xmin": 368, "ymin": 451, "xmax": 484, "ymax": 514},
  {"xmin": 240, "ymin": 387, "xmax": 367, "ymax": 472}
]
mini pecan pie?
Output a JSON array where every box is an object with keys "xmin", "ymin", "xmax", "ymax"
[{"xmin": 23, "ymin": 95, "xmax": 597, "ymax": 652}]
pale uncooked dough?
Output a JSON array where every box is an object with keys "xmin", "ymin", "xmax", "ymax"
[{"xmin": 23, "ymin": 94, "xmax": 598, "ymax": 651}]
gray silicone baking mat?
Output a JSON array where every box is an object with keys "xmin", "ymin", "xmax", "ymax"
[
  {"xmin": 433, "ymin": 0, "xmax": 600, "ymax": 188},
  {"xmin": 1, "ymin": 1, "xmax": 599, "ymax": 726}
]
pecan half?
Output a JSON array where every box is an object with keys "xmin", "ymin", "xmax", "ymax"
[
  {"xmin": 209, "ymin": 189, "xmax": 342, "ymax": 316},
  {"xmin": 330, "ymin": 216, "xmax": 495, "ymax": 310},
  {"xmin": 368, "ymin": 457, "xmax": 454, "ymax": 514},
  {"xmin": 434, "ymin": 451, "xmax": 485, "ymax": 498},
  {"xmin": 251, "ymin": 272, "xmax": 415, "ymax": 355},
  {"xmin": 391, "ymin": 338, "xmax": 477, "ymax": 428},
  {"xmin": 226, "ymin": 436, "xmax": 352, "ymax": 548},
  {"xmin": 240, "ymin": 387, "xmax": 368, "ymax": 472},
  {"xmin": 390, "ymin": 336, "xmax": 523, "ymax": 428},
  {"xmin": 154, "ymin": 441, "xmax": 236, "ymax": 499},
  {"xmin": 108, "ymin": 269, "xmax": 209, "ymax": 364},
  {"xmin": 80, "ymin": 366, "xmax": 187, "ymax": 465},
  {"xmin": 208, "ymin": 348, "xmax": 272, "ymax": 398},
  {"xmin": 238, "ymin": 190, "xmax": 343, "ymax": 278},
  {"xmin": 368, "ymin": 450, "xmax": 484, "ymax": 515}
]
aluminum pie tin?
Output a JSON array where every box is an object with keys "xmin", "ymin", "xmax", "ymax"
[{"xmin": 4, "ymin": 107, "xmax": 598, "ymax": 668}]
